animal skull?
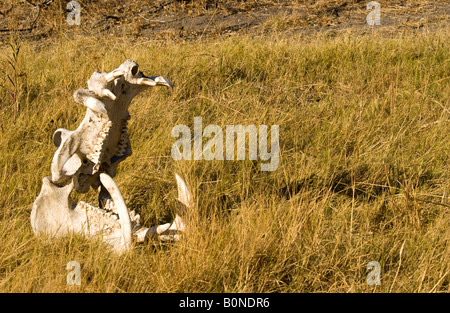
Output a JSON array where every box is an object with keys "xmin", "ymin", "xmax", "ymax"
[
  {"xmin": 30, "ymin": 60, "xmax": 188, "ymax": 253},
  {"xmin": 31, "ymin": 173, "xmax": 191, "ymax": 253},
  {"xmin": 50, "ymin": 59, "xmax": 172, "ymax": 195}
]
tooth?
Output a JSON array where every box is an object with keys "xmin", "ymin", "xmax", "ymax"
[
  {"xmin": 155, "ymin": 76, "xmax": 173, "ymax": 87},
  {"xmin": 102, "ymin": 89, "xmax": 116, "ymax": 100},
  {"xmin": 93, "ymin": 144, "xmax": 102, "ymax": 151},
  {"xmin": 85, "ymin": 97, "xmax": 107, "ymax": 114},
  {"xmin": 137, "ymin": 77, "xmax": 156, "ymax": 86}
]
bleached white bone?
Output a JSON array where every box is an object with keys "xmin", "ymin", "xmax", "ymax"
[
  {"xmin": 99, "ymin": 173, "xmax": 131, "ymax": 252},
  {"xmin": 51, "ymin": 59, "xmax": 172, "ymax": 192},
  {"xmin": 30, "ymin": 173, "xmax": 191, "ymax": 253},
  {"xmin": 30, "ymin": 60, "xmax": 189, "ymax": 253}
]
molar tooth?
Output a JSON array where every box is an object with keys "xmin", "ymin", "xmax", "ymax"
[{"xmin": 93, "ymin": 144, "xmax": 102, "ymax": 151}]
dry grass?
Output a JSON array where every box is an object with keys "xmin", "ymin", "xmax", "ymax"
[{"xmin": 0, "ymin": 24, "xmax": 449, "ymax": 292}]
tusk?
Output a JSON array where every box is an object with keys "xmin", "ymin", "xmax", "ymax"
[
  {"xmin": 149, "ymin": 223, "xmax": 171, "ymax": 236},
  {"xmin": 105, "ymin": 69, "xmax": 125, "ymax": 82},
  {"xmin": 138, "ymin": 76, "xmax": 173, "ymax": 88},
  {"xmin": 102, "ymin": 89, "xmax": 116, "ymax": 100},
  {"xmin": 135, "ymin": 223, "xmax": 171, "ymax": 242},
  {"xmin": 168, "ymin": 214, "xmax": 185, "ymax": 232},
  {"xmin": 175, "ymin": 173, "xmax": 191, "ymax": 209},
  {"xmin": 157, "ymin": 223, "xmax": 172, "ymax": 234},
  {"xmin": 99, "ymin": 173, "xmax": 132, "ymax": 253},
  {"xmin": 84, "ymin": 97, "xmax": 107, "ymax": 114},
  {"xmin": 133, "ymin": 221, "xmax": 174, "ymax": 243},
  {"xmin": 155, "ymin": 76, "xmax": 173, "ymax": 88},
  {"xmin": 137, "ymin": 77, "xmax": 156, "ymax": 86}
]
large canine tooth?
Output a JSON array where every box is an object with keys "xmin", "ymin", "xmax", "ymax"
[
  {"xmin": 148, "ymin": 223, "xmax": 171, "ymax": 237},
  {"xmin": 84, "ymin": 97, "xmax": 107, "ymax": 115},
  {"xmin": 169, "ymin": 214, "xmax": 185, "ymax": 232},
  {"xmin": 137, "ymin": 76, "xmax": 173, "ymax": 88},
  {"xmin": 137, "ymin": 77, "xmax": 156, "ymax": 86},
  {"xmin": 99, "ymin": 173, "xmax": 132, "ymax": 253},
  {"xmin": 175, "ymin": 174, "xmax": 191, "ymax": 210},
  {"xmin": 102, "ymin": 89, "xmax": 116, "ymax": 100},
  {"xmin": 155, "ymin": 76, "xmax": 173, "ymax": 88}
]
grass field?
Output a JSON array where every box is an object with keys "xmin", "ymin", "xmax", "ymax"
[{"xmin": 0, "ymin": 21, "xmax": 449, "ymax": 292}]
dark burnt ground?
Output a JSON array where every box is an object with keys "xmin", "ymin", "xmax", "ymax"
[{"xmin": 0, "ymin": 1, "xmax": 449, "ymax": 42}]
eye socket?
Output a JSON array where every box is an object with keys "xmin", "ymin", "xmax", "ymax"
[{"xmin": 131, "ymin": 65, "xmax": 139, "ymax": 76}]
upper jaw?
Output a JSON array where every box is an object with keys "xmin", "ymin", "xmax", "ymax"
[
  {"xmin": 85, "ymin": 60, "xmax": 172, "ymax": 104},
  {"xmin": 117, "ymin": 59, "xmax": 173, "ymax": 88}
]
